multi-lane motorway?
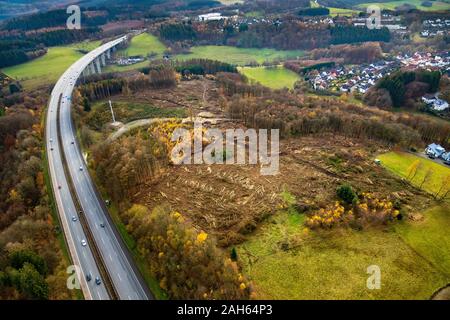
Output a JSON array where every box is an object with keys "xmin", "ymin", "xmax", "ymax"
[{"xmin": 46, "ymin": 36, "xmax": 151, "ymax": 300}]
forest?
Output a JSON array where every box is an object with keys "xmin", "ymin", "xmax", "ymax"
[
  {"xmin": 310, "ymin": 42, "xmax": 383, "ymax": 64},
  {"xmin": 330, "ymin": 26, "xmax": 391, "ymax": 45},
  {"xmin": 173, "ymin": 59, "xmax": 238, "ymax": 75},
  {"xmin": 216, "ymin": 72, "xmax": 450, "ymax": 148},
  {"xmin": 0, "ymin": 90, "xmax": 72, "ymax": 299},
  {"xmin": 0, "ymin": 28, "xmax": 100, "ymax": 68},
  {"xmin": 365, "ymin": 69, "xmax": 442, "ymax": 108},
  {"xmin": 158, "ymin": 20, "xmax": 391, "ymax": 52}
]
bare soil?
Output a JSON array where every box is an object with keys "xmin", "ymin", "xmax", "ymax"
[{"xmin": 132, "ymin": 134, "xmax": 432, "ymax": 246}]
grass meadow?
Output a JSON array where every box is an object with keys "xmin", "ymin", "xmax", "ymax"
[
  {"xmin": 237, "ymin": 206, "xmax": 449, "ymax": 299},
  {"xmin": 378, "ymin": 151, "xmax": 450, "ymax": 196},
  {"xmin": 174, "ymin": 45, "xmax": 304, "ymax": 66},
  {"xmin": 239, "ymin": 66, "xmax": 301, "ymax": 89},
  {"xmin": 3, "ymin": 41, "xmax": 101, "ymax": 89},
  {"xmin": 357, "ymin": 0, "xmax": 450, "ymax": 11}
]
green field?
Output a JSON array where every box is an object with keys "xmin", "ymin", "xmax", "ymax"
[
  {"xmin": 86, "ymin": 101, "xmax": 186, "ymax": 130},
  {"xmin": 174, "ymin": 46, "xmax": 304, "ymax": 66},
  {"xmin": 357, "ymin": 0, "xmax": 450, "ymax": 11},
  {"xmin": 239, "ymin": 66, "xmax": 301, "ymax": 89},
  {"xmin": 378, "ymin": 151, "xmax": 450, "ymax": 196},
  {"xmin": 3, "ymin": 41, "xmax": 101, "ymax": 89},
  {"xmin": 329, "ymin": 7, "xmax": 361, "ymax": 16},
  {"xmin": 310, "ymin": 1, "xmax": 360, "ymax": 16},
  {"xmin": 104, "ymin": 33, "xmax": 167, "ymax": 72},
  {"xmin": 70, "ymin": 40, "xmax": 102, "ymax": 52},
  {"xmin": 237, "ymin": 204, "xmax": 449, "ymax": 299},
  {"xmin": 395, "ymin": 205, "xmax": 450, "ymax": 276},
  {"xmin": 119, "ymin": 33, "xmax": 167, "ymax": 58}
]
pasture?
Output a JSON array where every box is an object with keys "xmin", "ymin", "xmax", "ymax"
[
  {"xmin": 174, "ymin": 45, "xmax": 304, "ymax": 66},
  {"xmin": 3, "ymin": 41, "xmax": 101, "ymax": 89},
  {"xmin": 357, "ymin": 0, "xmax": 450, "ymax": 11},
  {"xmin": 239, "ymin": 66, "xmax": 301, "ymax": 89}
]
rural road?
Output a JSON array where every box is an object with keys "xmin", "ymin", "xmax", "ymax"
[{"xmin": 46, "ymin": 36, "xmax": 152, "ymax": 300}]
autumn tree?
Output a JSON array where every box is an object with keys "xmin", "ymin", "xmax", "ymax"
[
  {"xmin": 419, "ymin": 168, "xmax": 434, "ymax": 189},
  {"xmin": 435, "ymin": 174, "xmax": 450, "ymax": 200},
  {"xmin": 125, "ymin": 205, "xmax": 251, "ymax": 299},
  {"xmin": 407, "ymin": 160, "xmax": 422, "ymax": 181}
]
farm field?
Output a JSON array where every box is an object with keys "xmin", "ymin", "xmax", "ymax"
[
  {"xmin": 239, "ymin": 66, "xmax": 301, "ymax": 89},
  {"xmin": 377, "ymin": 151, "xmax": 450, "ymax": 196},
  {"xmin": 174, "ymin": 45, "xmax": 304, "ymax": 66},
  {"xmin": 3, "ymin": 41, "xmax": 101, "ymax": 89},
  {"xmin": 70, "ymin": 40, "xmax": 102, "ymax": 52},
  {"xmin": 395, "ymin": 205, "xmax": 450, "ymax": 276},
  {"xmin": 311, "ymin": 1, "xmax": 360, "ymax": 16},
  {"xmin": 118, "ymin": 32, "xmax": 167, "ymax": 58},
  {"xmin": 104, "ymin": 33, "xmax": 167, "ymax": 72},
  {"xmin": 357, "ymin": 0, "xmax": 450, "ymax": 11},
  {"xmin": 329, "ymin": 7, "xmax": 361, "ymax": 16},
  {"xmin": 237, "ymin": 205, "xmax": 449, "ymax": 299}
]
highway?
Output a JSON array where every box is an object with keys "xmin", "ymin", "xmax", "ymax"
[{"xmin": 46, "ymin": 36, "xmax": 151, "ymax": 300}]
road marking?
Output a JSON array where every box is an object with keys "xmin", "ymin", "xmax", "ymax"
[
  {"xmin": 109, "ymin": 254, "xmax": 113, "ymax": 262},
  {"xmin": 101, "ymin": 237, "xmax": 105, "ymax": 244},
  {"xmin": 117, "ymin": 273, "xmax": 122, "ymax": 282}
]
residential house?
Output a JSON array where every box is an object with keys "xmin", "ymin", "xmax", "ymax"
[
  {"xmin": 442, "ymin": 152, "xmax": 450, "ymax": 162},
  {"xmin": 425, "ymin": 143, "xmax": 446, "ymax": 158}
]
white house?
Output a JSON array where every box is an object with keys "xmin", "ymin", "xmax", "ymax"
[
  {"xmin": 432, "ymin": 99, "xmax": 449, "ymax": 111},
  {"xmin": 198, "ymin": 13, "xmax": 224, "ymax": 21},
  {"xmin": 425, "ymin": 143, "xmax": 446, "ymax": 158},
  {"xmin": 442, "ymin": 152, "xmax": 450, "ymax": 162},
  {"xmin": 422, "ymin": 95, "xmax": 449, "ymax": 111}
]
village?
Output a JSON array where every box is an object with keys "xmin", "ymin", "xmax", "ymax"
[
  {"xmin": 309, "ymin": 50, "xmax": 450, "ymax": 111},
  {"xmin": 421, "ymin": 17, "xmax": 450, "ymax": 38}
]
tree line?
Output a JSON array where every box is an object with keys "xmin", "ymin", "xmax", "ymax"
[
  {"xmin": 374, "ymin": 69, "xmax": 441, "ymax": 108},
  {"xmin": 0, "ymin": 89, "xmax": 74, "ymax": 299},
  {"xmin": 298, "ymin": 7, "xmax": 330, "ymax": 16},
  {"xmin": 173, "ymin": 59, "xmax": 238, "ymax": 76},
  {"xmin": 216, "ymin": 74, "xmax": 450, "ymax": 148},
  {"xmin": 157, "ymin": 20, "xmax": 392, "ymax": 52},
  {"xmin": 0, "ymin": 28, "xmax": 99, "ymax": 68},
  {"xmin": 124, "ymin": 205, "xmax": 252, "ymax": 299},
  {"xmin": 330, "ymin": 26, "xmax": 391, "ymax": 45},
  {"xmin": 1, "ymin": 9, "xmax": 107, "ymax": 31}
]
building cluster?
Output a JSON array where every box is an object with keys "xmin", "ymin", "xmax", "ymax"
[
  {"xmin": 311, "ymin": 60, "xmax": 399, "ymax": 94},
  {"xmin": 398, "ymin": 51, "xmax": 450, "ymax": 72},
  {"xmin": 310, "ymin": 51, "xmax": 450, "ymax": 94},
  {"xmin": 425, "ymin": 143, "xmax": 450, "ymax": 164},
  {"xmin": 421, "ymin": 18, "xmax": 450, "ymax": 38},
  {"xmin": 352, "ymin": 14, "xmax": 407, "ymax": 33},
  {"xmin": 195, "ymin": 11, "xmax": 286, "ymax": 28},
  {"xmin": 422, "ymin": 94, "xmax": 449, "ymax": 112},
  {"xmin": 115, "ymin": 56, "xmax": 145, "ymax": 66}
]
